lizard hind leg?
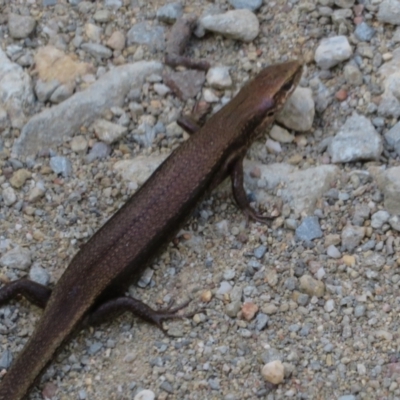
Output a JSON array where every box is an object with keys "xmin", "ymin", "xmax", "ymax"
[
  {"xmin": 0, "ymin": 279, "xmax": 52, "ymax": 309},
  {"xmin": 83, "ymin": 296, "xmax": 193, "ymax": 331}
]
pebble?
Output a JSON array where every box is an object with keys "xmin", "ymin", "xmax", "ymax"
[
  {"xmin": 107, "ymin": 31, "xmax": 126, "ymax": 50},
  {"xmin": 295, "ymin": 216, "xmax": 323, "ymax": 241},
  {"xmin": 371, "ymin": 210, "xmax": 390, "ymax": 229},
  {"xmin": 241, "ymin": 302, "xmax": 258, "ymax": 321},
  {"xmin": 328, "ymin": 113, "xmax": 382, "ymax": 163},
  {"xmin": 156, "ymin": 3, "xmax": 183, "ymax": 23},
  {"xmin": 206, "ymin": 67, "xmax": 232, "ymax": 89},
  {"xmin": 299, "ymin": 275, "xmax": 325, "ymax": 297},
  {"xmin": 199, "ymin": 10, "xmax": 260, "ymax": 42},
  {"xmin": 229, "ymin": 0, "xmax": 262, "ymax": 11},
  {"xmin": 134, "ymin": 390, "xmax": 155, "ymax": 400},
  {"xmin": 92, "ymin": 119, "xmax": 128, "ymax": 144},
  {"xmin": 0, "ymin": 246, "xmax": 31, "ymax": 270},
  {"xmin": 50, "ymin": 156, "xmax": 72, "ymax": 177},
  {"xmin": 81, "ymin": 43, "xmax": 113, "ymax": 59},
  {"xmin": 8, "ymin": 13, "xmax": 36, "ymax": 39},
  {"xmin": 2, "ymin": 187, "xmax": 17, "ymax": 206},
  {"xmin": 261, "ymin": 360, "xmax": 285, "ymax": 384},
  {"xmin": 29, "ymin": 264, "xmax": 50, "ymax": 286},
  {"xmin": 314, "ymin": 36, "xmax": 353, "ymax": 69}
]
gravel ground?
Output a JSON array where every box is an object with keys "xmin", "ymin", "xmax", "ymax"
[{"xmin": 0, "ymin": 0, "xmax": 400, "ymax": 399}]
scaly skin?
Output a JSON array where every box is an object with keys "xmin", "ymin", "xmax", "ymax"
[{"xmin": 0, "ymin": 60, "xmax": 303, "ymax": 400}]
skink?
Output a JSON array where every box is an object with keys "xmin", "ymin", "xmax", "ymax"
[{"xmin": 0, "ymin": 60, "xmax": 303, "ymax": 399}]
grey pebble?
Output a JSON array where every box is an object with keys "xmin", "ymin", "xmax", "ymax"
[
  {"xmin": 81, "ymin": 43, "xmax": 113, "ymax": 59},
  {"xmin": 0, "ymin": 350, "xmax": 12, "ymax": 369},
  {"xmin": 229, "ymin": 0, "xmax": 262, "ymax": 11},
  {"xmin": 253, "ymin": 244, "xmax": 267, "ymax": 259},
  {"xmin": 88, "ymin": 342, "xmax": 103, "ymax": 355},
  {"xmin": 156, "ymin": 3, "xmax": 183, "ymax": 23},
  {"xmin": 29, "ymin": 264, "xmax": 50, "ymax": 286},
  {"xmin": 255, "ymin": 313, "xmax": 269, "ymax": 330},
  {"xmin": 50, "ymin": 156, "xmax": 72, "ymax": 177},
  {"xmin": 296, "ymin": 216, "xmax": 323, "ymax": 241},
  {"xmin": 159, "ymin": 381, "xmax": 174, "ymax": 393},
  {"xmin": 86, "ymin": 142, "xmax": 111, "ymax": 163},
  {"xmin": 354, "ymin": 22, "xmax": 375, "ymax": 42}
]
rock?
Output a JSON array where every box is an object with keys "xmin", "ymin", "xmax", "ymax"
[
  {"xmin": 13, "ymin": 61, "xmax": 162, "ymax": 156},
  {"xmin": 35, "ymin": 79, "xmax": 60, "ymax": 102},
  {"xmin": 206, "ymin": 66, "xmax": 232, "ymax": 89},
  {"xmin": 134, "ymin": 389, "xmax": 155, "ymax": 400},
  {"xmin": 0, "ymin": 49, "xmax": 34, "ymax": 128},
  {"xmin": 299, "ymin": 275, "xmax": 325, "ymax": 297},
  {"xmin": 344, "ymin": 64, "xmax": 363, "ymax": 86},
  {"xmin": 242, "ymin": 302, "xmax": 258, "ymax": 321},
  {"xmin": 2, "ymin": 187, "xmax": 17, "ymax": 206},
  {"xmin": 81, "ymin": 43, "xmax": 113, "ymax": 59},
  {"xmin": 276, "ymin": 87, "xmax": 315, "ymax": 131},
  {"xmin": 8, "ymin": 13, "xmax": 36, "ymax": 39},
  {"xmin": 10, "ymin": 169, "xmax": 31, "ymax": 188},
  {"xmin": 354, "ymin": 22, "xmax": 375, "ymax": 42},
  {"xmin": 229, "ymin": 0, "xmax": 263, "ymax": 11},
  {"xmin": 107, "ymin": 31, "xmax": 126, "ymax": 50},
  {"xmin": 244, "ymin": 162, "xmax": 339, "ymax": 215},
  {"xmin": 269, "ymin": 125, "xmax": 294, "ymax": 143},
  {"xmin": 199, "ymin": 10, "xmax": 260, "ymax": 42},
  {"xmin": 314, "ymin": 36, "xmax": 353, "ymax": 69},
  {"xmin": 34, "ymin": 46, "xmax": 92, "ymax": 85},
  {"xmin": 49, "ymin": 82, "xmax": 75, "ymax": 103},
  {"xmin": 378, "ymin": 0, "xmax": 400, "ymax": 25},
  {"xmin": 86, "ymin": 142, "xmax": 111, "ymax": 163},
  {"xmin": 156, "ymin": 3, "xmax": 183, "ymax": 23},
  {"xmin": 50, "ymin": 156, "xmax": 72, "ymax": 177},
  {"xmin": 163, "ymin": 70, "xmax": 206, "ymax": 100},
  {"xmin": 384, "ymin": 121, "xmax": 400, "ymax": 157},
  {"xmin": 261, "ymin": 360, "xmax": 285, "ymax": 384},
  {"xmin": 371, "ymin": 210, "xmax": 390, "ymax": 229},
  {"xmin": 29, "ymin": 264, "xmax": 50, "ymax": 286},
  {"xmin": 371, "ymin": 166, "xmax": 400, "ymax": 215},
  {"xmin": 389, "ymin": 215, "xmax": 400, "ymax": 232},
  {"xmin": 0, "ymin": 246, "xmax": 31, "ymax": 270},
  {"xmin": 92, "ymin": 119, "xmax": 128, "ymax": 144},
  {"xmin": 296, "ymin": 216, "xmax": 323, "ymax": 241},
  {"xmin": 127, "ymin": 22, "xmax": 165, "ymax": 51},
  {"xmin": 328, "ymin": 113, "xmax": 382, "ymax": 163},
  {"xmin": 341, "ymin": 224, "xmax": 365, "ymax": 251}
]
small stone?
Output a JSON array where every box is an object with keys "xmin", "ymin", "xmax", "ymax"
[
  {"xmin": 2, "ymin": 187, "xmax": 17, "ymax": 206},
  {"xmin": 10, "ymin": 169, "xmax": 31, "ymax": 188},
  {"xmin": 8, "ymin": 13, "xmax": 36, "ymax": 39},
  {"xmin": 0, "ymin": 246, "xmax": 31, "ymax": 270},
  {"xmin": 296, "ymin": 216, "xmax": 323, "ymax": 241},
  {"xmin": 50, "ymin": 156, "xmax": 72, "ymax": 177},
  {"xmin": 199, "ymin": 10, "xmax": 260, "ymax": 42},
  {"xmin": 200, "ymin": 290, "xmax": 212, "ymax": 303},
  {"xmin": 299, "ymin": 275, "xmax": 325, "ymax": 297},
  {"xmin": 342, "ymin": 255, "xmax": 356, "ymax": 267},
  {"xmin": 314, "ymin": 35, "xmax": 353, "ymax": 69},
  {"xmin": 241, "ymin": 302, "xmax": 258, "ymax": 321},
  {"xmin": 327, "ymin": 244, "xmax": 341, "ymax": 258},
  {"xmin": 81, "ymin": 43, "xmax": 113, "ymax": 59},
  {"xmin": 206, "ymin": 66, "xmax": 232, "ymax": 89},
  {"xmin": 93, "ymin": 9, "xmax": 111, "ymax": 23},
  {"xmin": 371, "ymin": 210, "xmax": 390, "ymax": 229},
  {"xmin": 107, "ymin": 31, "xmax": 126, "ymax": 50},
  {"xmin": 341, "ymin": 225, "xmax": 365, "ymax": 251},
  {"xmin": 134, "ymin": 389, "xmax": 155, "ymax": 400},
  {"xmin": 269, "ymin": 125, "xmax": 294, "ymax": 143},
  {"xmin": 261, "ymin": 360, "xmax": 285, "ymax": 384},
  {"xmin": 29, "ymin": 264, "xmax": 50, "ymax": 286},
  {"xmin": 262, "ymin": 303, "xmax": 278, "ymax": 314},
  {"xmin": 324, "ymin": 299, "xmax": 335, "ymax": 312},
  {"xmin": 92, "ymin": 119, "xmax": 128, "ymax": 144},
  {"xmin": 156, "ymin": 3, "xmax": 183, "ymax": 24},
  {"xmin": 229, "ymin": 0, "xmax": 262, "ymax": 11},
  {"xmin": 225, "ymin": 300, "xmax": 241, "ymax": 317},
  {"xmin": 253, "ymin": 244, "xmax": 267, "ymax": 259},
  {"xmin": 71, "ymin": 136, "xmax": 88, "ymax": 153}
]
